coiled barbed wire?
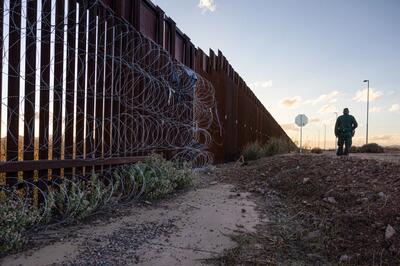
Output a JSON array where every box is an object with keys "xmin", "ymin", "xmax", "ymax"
[
  {"xmin": 1, "ymin": 0, "xmax": 220, "ymax": 165},
  {"xmin": 0, "ymin": 0, "xmax": 221, "ymax": 216}
]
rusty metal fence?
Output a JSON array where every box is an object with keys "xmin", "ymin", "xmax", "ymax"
[
  {"xmin": 0, "ymin": 0, "xmax": 292, "ymax": 197},
  {"xmin": 0, "ymin": 0, "xmax": 221, "ymax": 199}
]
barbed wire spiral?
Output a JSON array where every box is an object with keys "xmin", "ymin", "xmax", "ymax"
[{"xmin": 0, "ymin": 0, "xmax": 222, "ymax": 224}]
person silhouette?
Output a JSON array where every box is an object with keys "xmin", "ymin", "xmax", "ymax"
[{"xmin": 334, "ymin": 108, "xmax": 358, "ymax": 156}]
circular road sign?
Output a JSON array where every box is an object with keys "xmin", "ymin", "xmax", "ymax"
[{"xmin": 295, "ymin": 114, "xmax": 308, "ymax": 127}]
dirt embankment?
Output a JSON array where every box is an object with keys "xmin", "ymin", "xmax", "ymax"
[{"xmin": 213, "ymin": 153, "xmax": 400, "ymax": 265}]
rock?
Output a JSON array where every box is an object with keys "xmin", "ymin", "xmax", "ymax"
[
  {"xmin": 339, "ymin": 255, "xmax": 350, "ymax": 262},
  {"xmin": 210, "ymin": 181, "xmax": 218, "ymax": 185},
  {"xmin": 241, "ymin": 208, "xmax": 246, "ymax": 213},
  {"xmin": 307, "ymin": 253, "xmax": 323, "ymax": 260},
  {"xmin": 385, "ymin": 225, "xmax": 396, "ymax": 240},
  {"xmin": 378, "ymin": 192, "xmax": 386, "ymax": 198},
  {"xmin": 257, "ymin": 188, "xmax": 266, "ymax": 194},
  {"xmin": 323, "ymin": 197, "xmax": 337, "ymax": 204},
  {"xmin": 305, "ymin": 230, "xmax": 321, "ymax": 240},
  {"xmin": 357, "ymin": 197, "xmax": 369, "ymax": 203},
  {"xmin": 303, "ymin": 178, "xmax": 310, "ymax": 184}
]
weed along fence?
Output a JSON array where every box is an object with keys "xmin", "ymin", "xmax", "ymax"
[{"xmin": 0, "ymin": 0, "xmax": 291, "ymax": 196}]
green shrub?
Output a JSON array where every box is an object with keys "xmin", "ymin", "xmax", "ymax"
[
  {"xmin": 132, "ymin": 154, "xmax": 194, "ymax": 199},
  {"xmin": 350, "ymin": 146, "xmax": 359, "ymax": 153},
  {"xmin": 0, "ymin": 197, "xmax": 39, "ymax": 255},
  {"xmin": 310, "ymin": 147, "xmax": 323, "ymax": 154},
  {"xmin": 242, "ymin": 141, "xmax": 264, "ymax": 161},
  {"xmin": 0, "ymin": 154, "xmax": 195, "ymax": 255},
  {"xmin": 242, "ymin": 138, "xmax": 296, "ymax": 161},
  {"xmin": 262, "ymin": 137, "xmax": 296, "ymax": 156},
  {"xmin": 358, "ymin": 143, "xmax": 384, "ymax": 153}
]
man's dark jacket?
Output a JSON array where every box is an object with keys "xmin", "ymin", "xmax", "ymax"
[{"xmin": 335, "ymin": 114, "xmax": 358, "ymax": 138}]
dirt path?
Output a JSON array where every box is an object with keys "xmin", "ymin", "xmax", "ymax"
[{"xmin": 1, "ymin": 182, "xmax": 259, "ymax": 266}]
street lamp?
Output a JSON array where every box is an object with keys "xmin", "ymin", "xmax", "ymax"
[
  {"xmin": 334, "ymin": 112, "xmax": 338, "ymax": 149},
  {"xmin": 323, "ymin": 124, "xmax": 327, "ymax": 150},
  {"xmin": 363, "ymin": 80, "xmax": 370, "ymax": 144}
]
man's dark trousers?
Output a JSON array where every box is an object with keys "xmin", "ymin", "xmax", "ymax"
[{"xmin": 337, "ymin": 135, "xmax": 352, "ymax": 156}]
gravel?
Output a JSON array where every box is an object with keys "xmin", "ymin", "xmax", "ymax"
[{"xmin": 64, "ymin": 220, "xmax": 177, "ymax": 265}]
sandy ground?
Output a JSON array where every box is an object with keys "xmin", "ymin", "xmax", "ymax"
[
  {"xmin": 325, "ymin": 150, "xmax": 400, "ymax": 163},
  {"xmin": 1, "ymin": 182, "xmax": 259, "ymax": 266},
  {"xmin": 350, "ymin": 152, "xmax": 400, "ymax": 163}
]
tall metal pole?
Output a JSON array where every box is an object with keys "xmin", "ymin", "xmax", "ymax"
[
  {"xmin": 300, "ymin": 116, "xmax": 303, "ymax": 153},
  {"xmin": 324, "ymin": 124, "xmax": 326, "ymax": 150},
  {"xmin": 366, "ymin": 80, "xmax": 370, "ymax": 145},
  {"xmin": 318, "ymin": 130, "xmax": 320, "ymax": 148},
  {"xmin": 334, "ymin": 112, "xmax": 338, "ymax": 149}
]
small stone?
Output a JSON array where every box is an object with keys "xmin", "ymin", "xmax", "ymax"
[
  {"xmin": 144, "ymin": 201, "xmax": 151, "ymax": 205},
  {"xmin": 307, "ymin": 253, "xmax": 323, "ymax": 260},
  {"xmin": 385, "ymin": 224, "xmax": 396, "ymax": 240},
  {"xmin": 305, "ymin": 230, "xmax": 321, "ymax": 240},
  {"xmin": 257, "ymin": 188, "xmax": 265, "ymax": 194},
  {"xmin": 323, "ymin": 197, "xmax": 337, "ymax": 204},
  {"xmin": 339, "ymin": 255, "xmax": 350, "ymax": 262},
  {"xmin": 210, "ymin": 181, "xmax": 218, "ymax": 185},
  {"xmin": 303, "ymin": 178, "xmax": 310, "ymax": 184},
  {"xmin": 378, "ymin": 192, "xmax": 386, "ymax": 198}
]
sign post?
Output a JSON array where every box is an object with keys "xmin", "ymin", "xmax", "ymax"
[{"xmin": 295, "ymin": 114, "xmax": 308, "ymax": 153}]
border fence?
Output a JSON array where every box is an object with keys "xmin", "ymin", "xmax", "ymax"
[{"xmin": 0, "ymin": 0, "xmax": 292, "ymax": 197}]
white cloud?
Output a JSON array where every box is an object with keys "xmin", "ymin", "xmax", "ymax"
[
  {"xmin": 353, "ymin": 88, "xmax": 383, "ymax": 102},
  {"xmin": 389, "ymin": 104, "xmax": 400, "ymax": 112},
  {"xmin": 318, "ymin": 104, "xmax": 337, "ymax": 114},
  {"xmin": 198, "ymin": 0, "xmax": 216, "ymax": 12},
  {"xmin": 249, "ymin": 80, "xmax": 273, "ymax": 89},
  {"xmin": 304, "ymin": 91, "xmax": 341, "ymax": 105},
  {"xmin": 370, "ymin": 106, "xmax": 382, "ymax": 113},
  {"xmin": 281, "ymin": 123, "xmax": 298, "ymax": 132},
  {"xmin": 371, "ymin": 135, "xmax": 394, "ymax": 141},
  {"xmin": 368, "ymin": 134, "xmax": 400, "ymax": 145},
  {"xmin": 279, "ymin": 96, "xmax": 302, "ymax": 109},
  {"xmin": 309, "ymin": 118, "xmax": 320, "ymax": 124}
]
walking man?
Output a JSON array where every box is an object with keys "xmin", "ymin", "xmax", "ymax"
[{"xmin": 334, "ymin": 108, "xmax": 358, "ymax": 156}]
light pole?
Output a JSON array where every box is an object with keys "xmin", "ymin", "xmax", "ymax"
[
  {"xmin": 363, "ymin": 80, "xmax": 370, "ymax": 144},
  {"xmin": 324, "ymin": 124, "xmax": 327, "ymax": 150},
  {"xmin": 334, "ymin": 112, "xmax": 338, "ymax": 149}
]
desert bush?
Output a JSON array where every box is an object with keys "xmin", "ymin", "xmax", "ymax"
[
  {"xmin": 0, "ymin": 197, "xmax": 39, "ymax": 255},
  {"xmin": 131, "ymin": 154, "xmax": 194, "ymax": 199},
  {"xmin": 242, "ymin": 141, "xmax": 264, "ymax": 161},
  {"xmin": 262, "ymin": 137, "xmax": 296, "ymax": 156},
  {"xmin": 358, "ymin": 143, "xmax": 384, "ymax": 153},
  {"xmin": 310, "ymin": 147, "xmax": 323, "ymax": 154},
  {"xmin": 242, "ymin": 138, "xmax": 295, "ymax": 161},
  {"xmin": 0, "ymin": 154, "xmax": 194, "ymax": 255},
  {"xmin": 350, "ymin": 146, "xmax": 359, "ymax": 153},
  {"xmin": 50, "ymin": 174, "xmax": 107, "ymax": 220}
]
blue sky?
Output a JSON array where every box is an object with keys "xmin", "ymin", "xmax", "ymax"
[{"xmin": 152, "ymin": 0, "xmax": 400, "ymax": 147}]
